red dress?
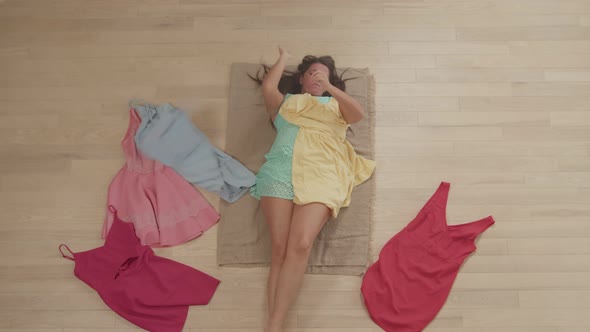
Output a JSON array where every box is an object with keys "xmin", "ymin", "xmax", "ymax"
[
  {"xmin": 59, "ymin": 207, "xmax": 220, "ymax": 332},
  {"xmin": 361, "ymin": 182, "xmax": 494, "ymax": 332}
]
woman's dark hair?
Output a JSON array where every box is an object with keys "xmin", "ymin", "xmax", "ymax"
[{"xmin": 248, "ymin": 55, "xmax": 352, "ymax": 96}]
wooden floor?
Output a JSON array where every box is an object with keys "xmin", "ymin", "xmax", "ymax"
[{"xmin": 1, "ymin": 0, "xmax": 589, "ymax": 331}]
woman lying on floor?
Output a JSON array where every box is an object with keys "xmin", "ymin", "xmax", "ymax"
[{"xmin": 249, "ymin": 47, "xmax": 376, "ymax": 332}]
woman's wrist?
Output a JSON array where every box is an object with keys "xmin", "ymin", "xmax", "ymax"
[{"xmin": 326, "ymin": 83, "xmax": 339, "ymax": 95}]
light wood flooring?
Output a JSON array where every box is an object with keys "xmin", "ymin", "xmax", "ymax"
[{"xmin": 1, "ymin": 0, "xmax": 589, "ymax": 331}]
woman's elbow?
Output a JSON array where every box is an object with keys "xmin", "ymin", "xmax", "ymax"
[{"xmin": 347, "ymin": 111, "xmax": 364, "ymax": 124}]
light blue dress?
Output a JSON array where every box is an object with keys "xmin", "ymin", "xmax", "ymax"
[{"xmin": 132, "ymin": 101, "xmax": 255, "ymax": 203}]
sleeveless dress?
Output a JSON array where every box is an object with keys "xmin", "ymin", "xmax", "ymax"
[
  {"xmin": 60, "ymin": 207, "xmax": 220, "ymax": 332},
  {"xmin": 132, "ymin": 101, "xmax": 255, "ymax": 203},
  {"xmin": 250, "ymin": 93, "xmax": 375, "ymax": 217},
  {"xmin": 361, "ymin": 182, "xmax": 495, "ymax": 332},
  {"xmin": 103, "ymin": 108, "xmax": 219, "ymax": 247}
]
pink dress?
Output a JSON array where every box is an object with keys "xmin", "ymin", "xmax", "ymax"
[{"xmin": 103, "ymin": 108, "xmax": 220, "ymax": 247}]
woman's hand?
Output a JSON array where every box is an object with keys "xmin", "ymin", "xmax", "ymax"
[
  {"xmin": 311, "ymin": 71, "xmax": 333, "ymax": 90},
  {"xmin": 278, "ymin": 46, "xmax": 291, "ymax": 60}
]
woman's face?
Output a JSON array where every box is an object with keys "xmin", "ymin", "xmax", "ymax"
[{"xmin": 300, "ymin": 62, "xmax": 330, "ymax": 96}]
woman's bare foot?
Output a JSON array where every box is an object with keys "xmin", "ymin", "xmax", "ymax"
[{"xmin": 265, "ymin": 320, "xmax": 281, "ymax": 332}]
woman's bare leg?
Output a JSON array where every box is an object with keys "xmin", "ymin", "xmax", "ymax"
[
  {"xmin": 266, "ymin": 203, "xmax": 331, "ymax": 331},
  {"xmin": 260, "ymin": 197, "xmax": 294, "ymax": 318}
]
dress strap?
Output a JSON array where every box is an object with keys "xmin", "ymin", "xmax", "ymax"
[
  {"xmin": 423, "ymin": 182, "xmax": 450, "ymax": 212},
  {"xmin": 58, "ymin": 244, "xmax": 75, "ymax": 261},
  {"xmin": 449, "ymin": 215, "xmax": 496, "ymax": 239},
  {"xmin": 466, "ymin": 216, "xmax": 495, "ymax": 238},
  {"xmin": 410, "ymin": 182, "xmax": 451, "ymax": 229}
]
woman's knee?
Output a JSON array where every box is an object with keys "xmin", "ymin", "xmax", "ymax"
[
  {"xmin": 271, "ymin": 242, "xmax": 288, "ymax": 265},
  {"xmin": 285, "ymin": 203, "xmax": 331, "ymax": 258},
  {"xmin": 287, "ymin": 236, "xmax": 314, "ymax": 257}
]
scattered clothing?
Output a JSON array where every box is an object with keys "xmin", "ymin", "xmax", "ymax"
[
  {"xmin": 361, "ymin": 182, "xmax": 495, "ymax": 332},
  {"xmin": 60, "ymin": 207, "xmax": 220, "ymax": 332},
  {"xmin": 251, "ymin": 93, "xmax": 375, "ymax": 218},
  {"xmin": 132, "ymin": 101, "xmax": 255, "ymax": 203},
  {"xmin": 104, "ymin": 108, "xmax": 219, "ymax": 247}
]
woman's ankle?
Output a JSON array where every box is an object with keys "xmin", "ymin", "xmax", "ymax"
[{"xmin": 266, "ymin": 318, "xmax": 283, "ymax": 332}]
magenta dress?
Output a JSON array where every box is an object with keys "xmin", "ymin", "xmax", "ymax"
[
  {"xmin": 103, "ymin": 109, "xmax": 220, "ymax": 247},
  {"xmin": 60, "ymin": 208, "xmax": 220, "ymax": 332}
]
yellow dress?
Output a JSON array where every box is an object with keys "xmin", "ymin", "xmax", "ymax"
[{"xmin": 280, "ymin": 93, "xmax": 375, "ymax": 217}]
